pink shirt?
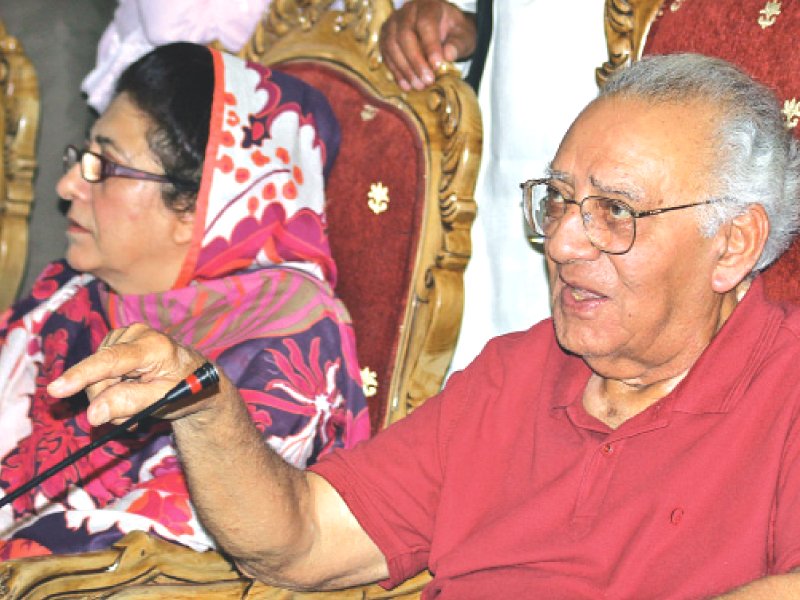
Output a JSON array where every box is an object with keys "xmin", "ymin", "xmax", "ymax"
[{"xmin": 311, "ymin": 277, "xmax": 800, "ymax": 599}]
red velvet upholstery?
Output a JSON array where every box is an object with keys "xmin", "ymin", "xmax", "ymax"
[
  {"xmin": 643, "ymin": 1, "xmax": 800, "ymax": 302},
  {"xmin": 278, "ymin": 61, "xmax": 425, "ymax": 431}
]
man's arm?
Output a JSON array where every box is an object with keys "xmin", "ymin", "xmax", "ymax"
[
  {"xmin": 380, "ymin": 0, "xmax": 476, "ymax": 91},
  {"xmin": 48, "ymin": 323, "xmax": 388, "ymax": 590},
  {"xmin": 713, "ymin": 571, "xmax": 800, "ymax": 599}
]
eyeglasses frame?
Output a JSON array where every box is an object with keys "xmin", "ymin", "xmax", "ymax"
[
  {"xmin": 520, "ymin": 177, "xmax": 718, "ymax": 255},
  {"xmin": 63, "ymin": 144, "xmax": 196, "ymax": 189}
]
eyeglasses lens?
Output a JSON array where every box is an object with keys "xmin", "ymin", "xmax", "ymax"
[
  {"xmin": 525, "ymin": 183, "xmax": 636, "ymax": 254},
  {"xmin": 63, "ymin": 146, "xmax": 105, "ymax": 183},
  {"xmin": 63, "ymin": 146, "xmax": 78, "ymax": 175},
  {"xmin": 80, "ymin": 152, "xmax": 104, "ymax": 183},
  {"xmin": 586, "ymin": 198, "xmax": 634, "ymax": 253}
]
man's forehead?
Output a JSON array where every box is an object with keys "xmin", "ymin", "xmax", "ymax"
[{"xmin": 546, "ymin": 165, "xmax": 646, "ymax": 202}]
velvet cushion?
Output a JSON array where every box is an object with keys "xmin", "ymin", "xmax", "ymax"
[
  {"xmin": 643, "ymin": 0, "xmax": 800, "ymax": 302},
  {"xmin": 277, "ymin": 61, "xmax": 425, "ymax": 431}
]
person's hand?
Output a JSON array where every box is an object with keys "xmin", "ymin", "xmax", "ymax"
[
  {"xmin": 380, "ymin": 0, "xmax": 477, "ymax": 91},
  {"xmin": 48, "ymin": 323, "xmax": 215, "ymax": 427}
]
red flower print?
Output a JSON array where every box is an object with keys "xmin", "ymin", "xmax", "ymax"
[
  {"xmin": 128, "ymin": 489, "xmax": 194, "ymax": 536},
  {"xmin": 0, "ymin": 538, "xmax": 51, "ymax": 561},
  {"xmin": 30, "ymin": 263, "xmax": 64, "ymax": 300},
  {"xmin": 31, "ymin": 278, "xmax": 58, "ymax": 301},
  {"xmin": 0, "ymin": 416, "xmax": 140, "ymax": 516},
  {"xmin": 43, "ymin": 329, "xmax": 69, "ymax": 367},
  {"xmin": 61, "ymin": 287, "xmax": 92, "ymax": 322}
]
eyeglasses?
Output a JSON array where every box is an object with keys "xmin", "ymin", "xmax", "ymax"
[
  {"xmin": 63, "ymin": 145, "xmax": 196, "ymax": 189},
  {"xmin": 520, "ymin": 178, "xmax": 717, "ymax": 255}
]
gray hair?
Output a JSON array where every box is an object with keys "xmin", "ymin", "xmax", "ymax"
[{"xmin": 600, "ymin": 53, "xmax": 800, "ymax": 271}]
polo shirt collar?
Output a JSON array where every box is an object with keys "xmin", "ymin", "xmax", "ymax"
[
  {"xmin": 671, "ymin": 276, "xmax": 782, "ymax": 414},
  {"xmin": 547, "ymin": 276, "xmax": 783, "ymax": 415}
]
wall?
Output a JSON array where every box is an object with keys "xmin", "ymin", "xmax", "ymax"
[{"xmin": 1, "ymin": 1, "xmax": 115, "ymax": 297}]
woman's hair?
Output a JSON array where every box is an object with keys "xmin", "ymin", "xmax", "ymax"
[
  {"xmin": 600, "ymin": 53, "xmax": 800, "ymax": 271},
  {"xmin": 115, "ymin": 42, "xmax": 214, "ymax": 213}
]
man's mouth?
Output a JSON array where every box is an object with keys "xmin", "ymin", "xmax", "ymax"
[{"xmin": 568, "ymin": 286, "xmax": 605, "ymax": 301}]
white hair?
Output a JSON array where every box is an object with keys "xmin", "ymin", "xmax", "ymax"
[{"xmin": 601, "ymin": 53, "xmax": 800, "ymax": 271}]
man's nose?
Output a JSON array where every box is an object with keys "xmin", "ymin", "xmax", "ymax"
[{"xmin": 545, "ymin": 203, "xmax": 602, "ymax": 263}]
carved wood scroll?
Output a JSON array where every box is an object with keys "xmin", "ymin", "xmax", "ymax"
[
  {"xmin": 0, "ymin": 20, "xmax": 39, "ymax": 311},
  {"xmin": 597, "ymin": 0, "xmax": 664, "ymax": 87}
]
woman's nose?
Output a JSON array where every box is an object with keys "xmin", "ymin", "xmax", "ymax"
[
  {"xmin": 545, "ymin": 203, "xmax": 602, "ymax": 264},
  {"xmin": 56, "ymin": 162, "xmax": 88, "ymax": 203}
]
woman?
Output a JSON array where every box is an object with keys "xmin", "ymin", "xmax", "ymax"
[{"xmin": 0, "ymin": 42, "xmax": 369, "ymax": 559}]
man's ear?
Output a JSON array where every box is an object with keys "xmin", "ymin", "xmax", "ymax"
[
  {"xmin": 171, "ymin": 210, "xmax": 196, "ymax": 246},
  {"xmin": 711, "ymin": 203, "xmax": 769, "ymax": 293}
]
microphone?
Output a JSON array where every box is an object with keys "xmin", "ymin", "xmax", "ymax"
[{"xmin": 0, "ymin": 362, "xmax": 219, "ymax": 510}]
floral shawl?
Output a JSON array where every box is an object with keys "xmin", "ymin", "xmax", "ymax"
[{"xmin": 0, "ymin": 49, "xmax": 369, "ymax": 559}]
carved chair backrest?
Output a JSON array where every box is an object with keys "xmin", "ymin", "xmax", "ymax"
[
  {"xmin": 242, "ymin": 0, "xmax": 482, "ymax": 431},
  {"xmin": 0, "ymin": 20, "xmax": 39, "ymax": 311},
  {"xmin": 599, "ymin": 0, "xmax": 800, "ymax": 302}
]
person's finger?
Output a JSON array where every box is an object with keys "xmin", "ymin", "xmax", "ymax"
[
  {"xmin": 85, "ymin": 379, "xmax": 150, "ymax": 426},
  {"xmin": 86, "ymin": 355, "xmax": 224, "ymax": 427},
  {"xmin": 100, "ymin": 326, "xmax": 129, "ymax": 348},
  {"xmin": 380, "ymin": 18, "xmax": 415, "ymax": 91},
  {"xmin": 394, "ymin": 22, "xmax": 436, "ymax": 89},
  {"xmin": 381, "ymin": 0, "xmax": 478, "ymax": 90},
  {"xmin": 382, "ymin": 0, "xmax": 471, "ymax": 90},
  {"xmin": 442, "ymin": 20, "xmax": 477, "ymax": 63},
  {"xmin": 412, "ymin": 15, "xmax": 445, "ymax": 86},
  {"xmin": 381, "ymin": 2, "xmax": 439, "ymax": 90},
  {"xmin": 48, "ymin": 323, "xmax": 182, "ymax": 398}
]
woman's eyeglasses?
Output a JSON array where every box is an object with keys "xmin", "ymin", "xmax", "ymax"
[{"xmin": 63, "ymin": 145, "xmax": 197, "ymax": 190}]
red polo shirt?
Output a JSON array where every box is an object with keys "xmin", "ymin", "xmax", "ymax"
[{"xmin": 311, "ymin": 277, "xmax": 800, "ymax": 598}]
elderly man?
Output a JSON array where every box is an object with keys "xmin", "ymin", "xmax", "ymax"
[{"xmin": 45, "ymin": 53, "xmax": 800, "ymax": 598}]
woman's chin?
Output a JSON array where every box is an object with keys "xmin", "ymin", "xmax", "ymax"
[{"xmin": 64, "ymin": 250, "xmax": 98, "ymax": 277}]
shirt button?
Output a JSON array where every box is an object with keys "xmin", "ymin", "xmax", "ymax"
[
  {"xmin": 601, "ymin": 443, "xmax": 614, "ymax": 455},
  {"xmin": 670, "ymin": 508, "xmax": 684, "ymax": 525}
]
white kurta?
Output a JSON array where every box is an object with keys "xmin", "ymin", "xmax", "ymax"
[{"xmin": 449, "ymin": 0, "xmax": 608, "ymax": 373}]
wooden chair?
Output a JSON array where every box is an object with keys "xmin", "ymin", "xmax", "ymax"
[
  {"xmin": 0, "ymin": 0, "xmax": 481, "ymax": 597},
  {"xmin": 0, "ymin": 20, "xmax": 39, "ymax": 312},
  {"xmin": 598, "ymin": 0, "xmax": 800, "ymax": 302},
  {"xmin": 245, "ymin": 0, "xmax": 481, "ymax": 431}
]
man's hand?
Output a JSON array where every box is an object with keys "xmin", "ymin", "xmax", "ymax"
[
  {"xmin": 48, "ymin": 323, "xmax": 214, "ymax": 427},
  {"xmin": 380, "ymin": 0, "xmax": 477, "ymax": 91}
]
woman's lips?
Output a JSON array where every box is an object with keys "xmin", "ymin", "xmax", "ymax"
[{"xmin": 66, "ymin": 219, "xmax": 90, "ymax": 235}]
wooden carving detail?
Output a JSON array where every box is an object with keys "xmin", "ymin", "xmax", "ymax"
[
  {"xmin": 250, "ymin": 0, "xmax": 389, "ymax": 71},
  {"xmin": 263, "ymin": 0, "xmax": 335, "ymax": 37},
  {"xmin": 597, "ymin": 0, "xmax": 636, "ymax": 86},
  {"xmin": 0, "ymin": 530, "xmax": 431, "ymax": 599},
  {"xmin": 0, "ymin": 20, "xmax": 39, "ymax": 311},
  {"xmin": 597, "ymin": 0, "xmax": 663, "ymax": 87},
  {"xmin": 390, "ymin": 71, "xmax": 479, "ymax": 419}
]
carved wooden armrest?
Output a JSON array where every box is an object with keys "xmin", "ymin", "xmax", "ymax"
[{"xmin": 0, "ymin": 531, "xmax": 430, "ymax": 599}]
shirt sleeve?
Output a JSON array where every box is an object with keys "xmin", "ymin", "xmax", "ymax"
[{"xmin": 309, "ymin": 366, "xmax": 474, "ymax": 588}]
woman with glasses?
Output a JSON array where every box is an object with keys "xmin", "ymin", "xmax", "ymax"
[{"xmin": 0, "ymin": 42, "xmax": 369, "ymax": 559}]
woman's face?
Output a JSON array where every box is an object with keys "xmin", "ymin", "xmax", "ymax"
[{"xmin": 57, "ymin": 93, "xmax": 195, "ymax": 295}]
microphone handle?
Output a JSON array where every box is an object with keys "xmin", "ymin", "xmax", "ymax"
[{"xmin": 0, "ymin": 362, "xmax": 219, "ymax": 510}]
